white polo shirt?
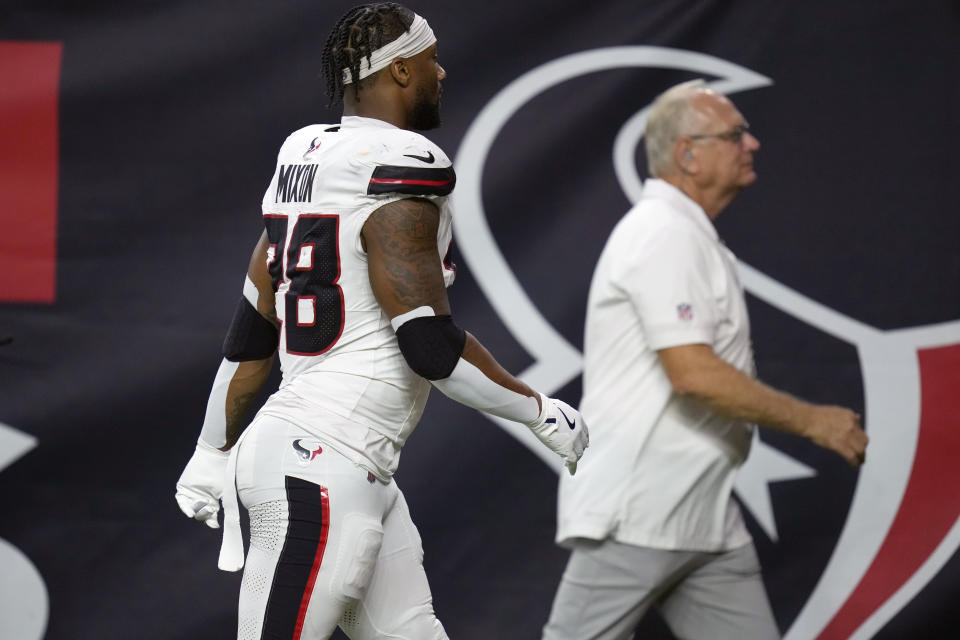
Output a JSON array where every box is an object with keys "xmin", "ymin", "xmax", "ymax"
[{"xmin": 556, "ymin": 178, "xmax": 755, "ymax": 552}]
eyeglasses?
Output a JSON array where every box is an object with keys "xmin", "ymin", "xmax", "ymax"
[{"xmin": 688, "ymin": 123, "xmax": 751, "ymax": 145}]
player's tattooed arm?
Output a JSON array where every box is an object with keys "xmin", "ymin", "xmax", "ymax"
[
  {"xmin": 363, "ymin": 198, "xmax": 538, "ymax": 405},
  {"xmin": 177, "ymin": 232, "xmax": 279, "ymax": 527},
  {"xmin": 363, "ymin": 198, "xmax": 586, "ymax": 473},
  {"xmin": 219, "ymin": 232, "xmax": 277, "ymax": 450},
  {"xmin": 363, "ymin": 197, "xmax": 451, "ymax": 317},
  {"xmin": 220, "ymin": 360, "xmax": 272, "ymax": 449}
]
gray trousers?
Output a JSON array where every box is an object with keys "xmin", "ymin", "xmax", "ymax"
[{"xmin": 542, "ymin": 539, "xmax": 780, "ymax": 640}]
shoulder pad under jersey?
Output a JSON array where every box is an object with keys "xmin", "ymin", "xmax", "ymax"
[{"xmin": 365, "ymin": 130, "xmax": 456, "ymax": 198}]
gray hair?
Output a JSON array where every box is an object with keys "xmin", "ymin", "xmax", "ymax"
[{"xmin": 644, "ymin": 79, "xmax": 709, "ymax": 178}]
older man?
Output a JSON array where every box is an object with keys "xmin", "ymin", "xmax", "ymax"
[{"xmin": 542, "ymin": 80, "xmax": 867, "ymax": 640}]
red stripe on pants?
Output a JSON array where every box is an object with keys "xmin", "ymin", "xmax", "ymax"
[{"xmin": 293, "ymin": 486, "xmax": 330, "ymax": 639}]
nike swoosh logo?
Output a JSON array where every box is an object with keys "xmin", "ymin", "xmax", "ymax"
[
  {"xmin": 403, "ymin": 151, "xmax": 435, "ymax": 164},
  {"xmin": 557, "ymin": 407, "xmax": 576, "ymax": 430}
]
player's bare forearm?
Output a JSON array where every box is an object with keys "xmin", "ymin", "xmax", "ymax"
[
  {"xmin": 222, "ymin": 355, "xmax": 274, "ymax": 449},
  {"xmin": 658, "ymin": 343, "xmax": 867, "ymax": 465},
  {"xmin": 461, "ymin": 332, "xmax": 538, "ymax": 403}
]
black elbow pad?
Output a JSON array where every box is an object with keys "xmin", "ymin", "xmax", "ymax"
[
  {"xmin": 395, "ymin": 315, "xmax": 466, "ymax": 380},
  {"xmin": 222, "ymin": 296, "xmax": 279, "ymax": 361}
]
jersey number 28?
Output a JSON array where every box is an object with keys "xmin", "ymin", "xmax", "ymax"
[{"xmin": 264, "ymin": 214, "xmax": 344, "ymax": 355}]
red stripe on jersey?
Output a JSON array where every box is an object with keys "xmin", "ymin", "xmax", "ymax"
[{"xmin": 369, "ymin": 177, "xmax": 454, "ymax": 186}]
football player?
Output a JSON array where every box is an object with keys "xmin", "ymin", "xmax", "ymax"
[{"xmin": 175, "ymin": 4, "xmax": 588, "ymax": 639}]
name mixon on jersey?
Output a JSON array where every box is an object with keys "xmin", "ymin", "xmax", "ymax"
[{"xmin": 275, "ymin": 164, "xmax": 319, "ymax": 203}]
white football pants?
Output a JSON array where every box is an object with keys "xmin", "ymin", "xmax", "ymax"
[{"xmin": 234, "ymin": 414, "xmax": 448, "ymax": 640}]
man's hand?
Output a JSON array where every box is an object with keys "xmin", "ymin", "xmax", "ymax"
[
  {"xmin": 527, "ymin": 394, "xmax": 590, "ymax": 475},
  {"xmin": 175, "ymin": 439, "xmax": 229, "ymax": 529},
  {"xmin": 802, "ymin": 405, "xmax": 868, "ymax": 467}
]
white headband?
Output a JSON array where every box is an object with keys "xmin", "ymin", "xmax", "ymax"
[{"xmin": 342, "ymin": 13, "xmax": 436, "ymax": 85}]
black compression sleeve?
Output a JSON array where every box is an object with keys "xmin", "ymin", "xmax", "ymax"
[
  {"xmin": 222, "ymin": 297, "xmax": 279, "ymax": 361},
  {"xmin": 394, "ymin": 315, "xmax": 466, "ymax": 380}
]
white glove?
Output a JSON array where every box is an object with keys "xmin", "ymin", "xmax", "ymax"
[
  {"xmin": 175, "ymin": 439, "xmax": 229, "ymax": 529},
  {"xmin": 526, "ymin": 393, "xmax": 589, "ymax": 475}
]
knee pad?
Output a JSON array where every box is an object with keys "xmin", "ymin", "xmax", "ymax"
[
  {"xmin": 331, "ymin": 513, "xmax": 384, "ymax": 601},
  {"xmin": 391, "ymin": 607, "xmax": 449, "ymax": 640},
  {"xmin": 339, "ymin": 601, "xmax": 448, "ymax": 640}
]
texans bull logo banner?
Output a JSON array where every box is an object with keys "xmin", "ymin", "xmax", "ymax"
[{"xmin": 1, "ymin": 1, "xmax": 957, "ymax": 638}]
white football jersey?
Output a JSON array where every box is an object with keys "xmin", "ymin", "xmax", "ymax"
[{"xmin": 255, "ymin": 116, "xmax": 456, "ymax": 479}]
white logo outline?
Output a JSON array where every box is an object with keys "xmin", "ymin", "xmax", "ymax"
[{"xmin": 0, "ymin": 422, "xmax": 48, "ymax": 640}]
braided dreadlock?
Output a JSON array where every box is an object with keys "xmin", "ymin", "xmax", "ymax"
[{"xmin": 321, "ymin": 3, "xmax": 415, "ymax": 106}]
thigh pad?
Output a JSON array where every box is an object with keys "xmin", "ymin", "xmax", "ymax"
[{"xmin": 331, "ymin": 512, "xmax": 384, "ymax": 601}]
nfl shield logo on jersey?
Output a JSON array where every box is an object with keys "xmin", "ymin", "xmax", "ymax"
[{"xmin": 677, "ymin": 303, "xmax": 693, "ymax": 321}]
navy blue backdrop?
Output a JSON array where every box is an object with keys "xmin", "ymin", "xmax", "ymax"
[{"xmin": 1, "ymin": 1, "xmax": 958, "ymax": 638}]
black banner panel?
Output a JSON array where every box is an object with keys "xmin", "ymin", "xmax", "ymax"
[{"xmin": 1, "ymin": 1, "xmax": 957, "ymax": 638}]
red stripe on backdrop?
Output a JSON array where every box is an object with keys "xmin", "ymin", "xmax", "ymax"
[
  {"xmin": 0, "ymin": 41, "xmax": 62, "ymax": 303},
  {"xmin": 818, "ymin": 343, "xmax": 960, "ymax": 638}
]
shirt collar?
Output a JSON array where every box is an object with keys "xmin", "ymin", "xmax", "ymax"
[
  {"xmin": 340, "ymin": 115, "xmax": 399, "ymax": 130},
  {"xmin": 641, "ymin": 178, "xmax": 718, "ymax": 241}
]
